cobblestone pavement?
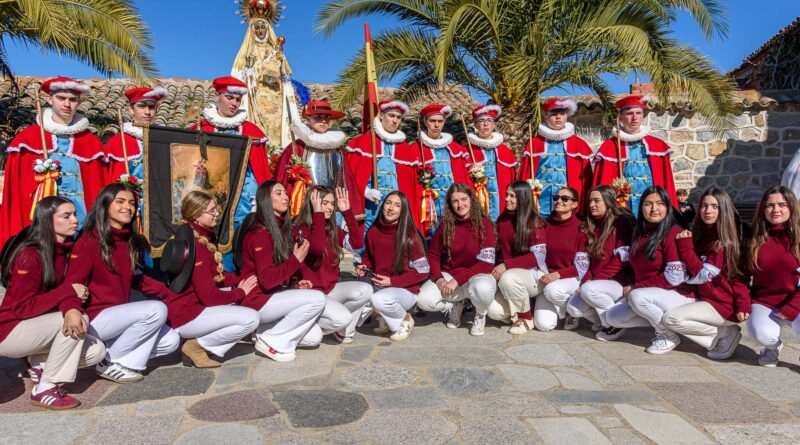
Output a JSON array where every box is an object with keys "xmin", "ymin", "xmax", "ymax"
[{"xmin": 2, "ymin": 297, "xmax": 800, "ymax": 444}]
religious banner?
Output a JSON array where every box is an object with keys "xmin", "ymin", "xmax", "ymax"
[{"xmin": 142, "ymin": 126, "xmax": 252, "ymax": 256}]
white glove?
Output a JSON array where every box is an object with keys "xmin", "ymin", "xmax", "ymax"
[{"xmin": 364, "ymin": 188, "xmax": 382, "ymax": 202}]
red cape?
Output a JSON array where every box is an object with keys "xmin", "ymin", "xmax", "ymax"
[
  {"xmin": 275, "ymin": 140, "xmax": 366, "ymax": 220},
  {"xmin": 463, "ymin": 142, "xmax": 518, "ymax": 214},
  {"xmin": 106, "ymin": 132, "xmax": 142, "ymax": 183},
  {"xmin": 407, "ymin": 141, "xmax": 470, "ymax": 232},
  {"xmin": 592, "ymin": 135, "xmax": 677, "ymax": 206},
  {"xmin": 0, "ymin": 125, "xmax": 107, "ymax": 247},
  {"xmin": 345, "ymin": 133, "xmax": 419, "ymax": 207},
  {"xmin": 190, "ymin": 120, "xmax": 272, "ymax": 184},
  {"xmin": 519, "ymin": 134, "xmax": 594, "ymax": 214}
]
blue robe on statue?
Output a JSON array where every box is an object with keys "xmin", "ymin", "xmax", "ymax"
[
  {"xmin": 364, "ymin": 144, "xmax": 400, "ymax": 233},
  {"xmin": 623, "ymin": 141, "xmax": 654, "ymax": 214},
  {"xmin": 51, "ymin": 136, "xmax": 87, "ymax": 228},
  {"xmin": 480, "ymin": 149, "xmax": 501, "ymax": 221},
  {"xmin": 536, "ymin": 141, "xmax": 569, "ymax": 218}
]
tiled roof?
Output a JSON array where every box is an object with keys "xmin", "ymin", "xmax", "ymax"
[{"xmin": 728, "ymin": 16, "xmax": 800, "ymax": 77}]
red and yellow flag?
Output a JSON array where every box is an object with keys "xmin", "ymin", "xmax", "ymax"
[{"xmin": 362, "ymin": 23, "xmax": 379, "ymax": 135}]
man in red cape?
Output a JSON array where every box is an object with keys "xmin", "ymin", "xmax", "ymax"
[
  {"xmin": 592, "ymin": 95, "xmax": 677, "ymax": 212},
  {"xmin": 519, "ymin": 98, "xmax": 593, "ymax": 217},
  {"xmin": 275, "ymin": 100, "xmax": 364, "ymax": 220},
  {"xmin": 0, "ymin": 77, "xmax": 107, "ymax": 247},
  {"xmin": 408, "ymin": 104, "xmax": 469, "ymax": 236},
  {"xmin": 463, "ymin": 104, "xmax": 518, "ymax": 220},
  {"xmin": 345, "ymin": 99, "xmax": 419, "ymax": 231}
]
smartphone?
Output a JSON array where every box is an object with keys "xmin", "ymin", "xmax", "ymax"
[{"xmin": 296, "ymin": 229, "xmax": 305, "ymax": 244}]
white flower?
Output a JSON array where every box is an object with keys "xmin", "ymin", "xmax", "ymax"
[
  {"xmin": 469, "ymin": 162, "xmax": 487, "ymax": 179},
  {"xmin": 119, "ymin": 174, "xmax": 130, "ymax": 183},
  {"xmin": 527, "ymin": 178, "xmax": 543, "ymax": 191}
]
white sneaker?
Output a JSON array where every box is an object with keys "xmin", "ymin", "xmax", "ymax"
[
  {"xmin": 372, "ymin": 317, "xmax": 390, "ymax": 335},
  {"xmin": 334, "ymin": 331, "xmax": 354, "ymax": 344},
  {"xmin": 254, "ymin": 337, "xmax": 296, "ymax": 362},
  {"xmin": 508, "ymin": 318, "xmax": 533, "ymax": 335},
  {"xmin": 707, "ymin": 325, "xmax": 742, "ymax": 360},
  {"xmin": 389, "ymin": 319, "xmax": 413, "ymax": 341},
  {"xmin": 591, "ymin": 323, "xmax": 603, "ymax": 333},
  {"xmin": 446, "ymin": 301, "xmax": 463, "ymax": 329},
  {"xmin": 646, "ymin": 332, "xmax": 681, "ymax": 355},
  {"xmin": 470, "ymin": 313, "xmax": 486, "ymax": 336},
  {"xmin": 564, "ymin": 315, "xmax": 580, "ymax": 331},
  {"xmin": 595, "ymin": 326, "xmax": 626, "ymax": 342},
  {"xmin": 758, "ymin": 342, "xmax": 782, "ymax": 367},
  {"xmin": 95, "ymin": 359, "xmax": 144, "ymax": 383}
]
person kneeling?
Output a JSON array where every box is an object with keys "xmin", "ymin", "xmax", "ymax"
[
  {"xmin": 358, "ymin": 192, "xmax": 429, "ymax": 341},
  {"xmin": 0, "ymin": 197, "xmax": 106, "ymax": 409},
  {"xmin": 417, "ymin": 183, "xmax": 497, "ymax": 336},
  {"xmin": 161, "ymin": 192, "xmax": 261, "ymax": 368}
]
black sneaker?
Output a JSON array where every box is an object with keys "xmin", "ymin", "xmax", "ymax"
[{"xmin": 596, "ymin": 326, "xmax": 626, "ymax": 342}]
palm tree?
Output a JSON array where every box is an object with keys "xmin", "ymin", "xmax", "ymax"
[
  {"xmin": 0, "ymin": 0, "xmax": 156, "ymax": 81},
  {"xmin": 314, "ymin": 0, "xmax": 737, "ymax": 133}
]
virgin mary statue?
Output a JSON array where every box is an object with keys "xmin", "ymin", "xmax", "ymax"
[{"xmin": 231, "ymin": 0, "xmax": 302, "ymax": 147}]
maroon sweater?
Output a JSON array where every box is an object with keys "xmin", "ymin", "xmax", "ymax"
[
  {"xmin": 67, "ymin": 228, "xmax": 173, "ymax": 319},
  {"xmin": 628, "ymin": 224, "xmax": 693, "ymax": 297},
  {"xmin": 0, "ymin": 242, "xmax": 82, "ymax": 342},
  {"xmin": 428, "ymin": 216, "xmax": 495, "ymax": 283},
  {"xmin": 580, "ymin": 216, "xmax": 633, "ymax": 285},
  {"xmin": 164, "ymin": 224, "xmax": 246, "ymax": 328},
  {"xmin": 750, "ymin": 225, "xmax": 800, "ymax": 320},
  {"xmin": 295, "ymin": 209, "xmax": 363, "ymax": 293},
  {"xmin": 677, "ymin": 228, "xmax": 750, "ymax": 321},
  {"xmin": 239, "ymin": 220, "xmax": 302, "ymax": 310},
  {"xmin": 495, "ymin": 210, "xmax": 547, "ymax": 270},
  {"xmin": 362, "ymin": 217, "xmax": 429, "ymax": 293},
  {"xmin": 544, "ymin": 214, "xmax": 583, "ymax": 278}
]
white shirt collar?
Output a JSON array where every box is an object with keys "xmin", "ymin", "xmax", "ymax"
[
  {"xmin": 612, "ymin": 125, "xmax": 651, "ymax": 142},
  {"xmin": 420, "ymin": 131, "xmax": 453, "ymax": 149},
  {"xmin": 373, "ymin": 117, "xmax": 406, "ymax": 144},
  {"xmin": 202, "ymin": 106, "xmax": 247, "ymax": 129},
  {"xmin": 292, "ymin": 120, "xmax": 347, "ymax": 150},
  {"xmin": 537, "ymin": 122, "xmax": 574, "ymax": 141},
  {"xmin": 123, "ymin": 122, "xmax": 143, "ymax": 140},
  {"xmin": 38, "ymin": 108, "xmax": 89, "ymax": 136},
  {"xmin": 467, "ymin": 131, "xmax": 504, "ymax": 149}
]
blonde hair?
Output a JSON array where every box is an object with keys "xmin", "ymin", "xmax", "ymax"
[{"xmin": 181, "ymin": 191, "xmax": 224, "ymax": 283}]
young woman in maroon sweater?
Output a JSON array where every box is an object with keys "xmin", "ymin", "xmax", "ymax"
[
  {"xmin": 605, "ymin": 186, "xmax": 694, "ymax": 354},
  {"xmin": 744, "ymin": 185, "xmax": 800, "ymax": 367},
  {"xmin": 293, "ymin": 186, "xmax": 371, "ymax": 344},
  {"xmin": 487, "ymin": 180, "xmax": 546, "ymax": 335},
  {"xmin": 535, "ymin": 186, "xmax": 585, "ymax": 332},
  {"xmin": 567, "ymin": 185, "xmax": 634, "ymax": 340},
  {"xmin": 66, "ymin": 183, "xmax": 180, "ymax": 383},
  {"xmin": 357, "ymin": 191, "xmax": 429, "ymax": 341},
  {"xmin": 663, "ymin": 187, "xmax": 750, "ymax": 360},
  {"xmin": 240, "ymin": 180, "xmax": 326, "ymax": 363},
  {"xmin": 0, "ymin": 197, "xmax": 105, "ymax": 409},
  {"xmin": 417, "ymin": 183, "xmax": 497, "ymax": 336},
  {"xmin": 165, "ymin": 191, "xmax": 260, "ymax": 368}
]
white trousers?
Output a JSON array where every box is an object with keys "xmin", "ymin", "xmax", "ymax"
[
  {"xmin": 565, "ymin": 292, "xmax": 601, "ymax": 326},
  {"xmin": 255, "ymin": 289, "xmax": 326, "ymax": 353},
  {"xmin": 607, "ymin": 288, "xmax": 694, "ymax": 334},
  {"xmin": 372, "ymin": 287, "xmax": 417, "ymax": 332},
  {"xmin": 534, "ymin": 278, "xmax": 580, "ymax": 332},
  {"xmin": 417, "ymin": 272, "xmax": 497, "ymax": 316},
  {"xmin": 663, "ymin": 301, "xmax": 735, "ymax": 350},
  {"xmin": 492, "ymin": 268, "xmax": 543, "ymax": 319},
  {"xmin": 575, "ymin": 280, "xmax": 625, "ymax": 327},
  {"xmin": 747, "ymin": 303, "xmax": 800, "ymax": 349},
  {"xmin": 89, "ymin": 300, "xmax": 179, "ymax": 371},
  {"xmin": 0, "ymin": 312, "xmax": 106, "ymax": 384},
  {"xmin": 174, "ymin": 305, "xmax": 260, "ymax": 357}
]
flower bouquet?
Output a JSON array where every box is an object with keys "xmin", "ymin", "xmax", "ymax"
[
  {"xmin": 30, "ymin": 159, "xmax": 61, "ymax": 218},
  {"xmin": 611, "ymin": 177, "xmax": 633, "ymax": 208},
  {"xmin": 267, "ymin": 145, "xmax": 283, "ymax": 176},
  {"xmin": 527, "ymin": 178, "xmax": 543, "ymax": 210},
  {"xmin": 118, "ymin": 174, "xmax": 143, "ymax": 194},
  {"xmin": 288, "ymin": 154, "xmax": 313, "ymax": 217},
  {"xmin": 417, "ymin": 164, "xmax": 438, "ymax": 235},
  {"xmin": 469, "ymin": 162, "xmax": 490, "ymax": 215}
]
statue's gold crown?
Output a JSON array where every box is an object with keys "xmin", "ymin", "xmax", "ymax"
[{"xmin": 242, "ymin": 0, "xmax": 278, "ymax": 21}]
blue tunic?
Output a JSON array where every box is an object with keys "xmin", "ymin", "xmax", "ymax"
[
  {"xmin": 364, "ymin": 144, "xmax": 400, "ymax": 233},
  {"xmin": 50, "ymin": 136, "xmax": 87, "ymax": 227},
  {"xmin": 623, "ymin": 141, "xmax": 654, "ymax": 214},
  {"xmin": 429, "ymin": 147, "xmax": 457, "ymax": 233},
  {"xmin": 217, "ymin": 127, "xmax": 257, "ymax": 271},
  {"xmin": 479, "ymin": 149, "xmax": 501, "ymax": 221},
  {"xmin": 535, "ymin": 141, "xmax": 569, "ymax": 218}
]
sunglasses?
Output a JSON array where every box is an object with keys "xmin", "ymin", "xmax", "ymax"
[{"xmin": 553, "ymin": 195, "xmax": 576, "ymax": 203}]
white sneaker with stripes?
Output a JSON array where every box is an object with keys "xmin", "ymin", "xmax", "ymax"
[{"xmin": 95, "ymin": 359, "xmax": 144, "ymax": 383}]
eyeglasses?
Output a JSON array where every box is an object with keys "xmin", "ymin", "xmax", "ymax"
[
  {"xmin": 204, "ymin": 208, "xmax": 220, "ymax": 216},
  {"xmin": 553, "ymin": 195, "xmax": 576, "ymax": 203}
]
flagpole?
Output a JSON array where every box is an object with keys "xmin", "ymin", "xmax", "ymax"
[
  {"xmin": 528, "ymin": 123, "xmax": 535, "ymax": 182},
  {"xmin": 616, "ymin": 115, "xmax": 623, "ymax": 178},
  {"xmin": 33, "ymin": 87, "xmax": 49, "ymax": 160},
  {"xmin": 460, "ymin": 114, "xmax": 477, "ymax": 165},
  {"xmin": 365, "ymin": 23, "xmax": 380, "ymax": 204},
  {"xmin": 117, "ymin": 108, "xmax": 131, "ymax": 176}
]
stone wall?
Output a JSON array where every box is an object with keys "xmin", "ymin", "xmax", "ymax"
[{"xmin": 568, "ymin": 92, "xmax": 800, "ymax": 204}]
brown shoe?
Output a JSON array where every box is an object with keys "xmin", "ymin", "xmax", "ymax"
[{"xmin": 181, "ymin": 339, "xmax": 221, "ymax": 368}]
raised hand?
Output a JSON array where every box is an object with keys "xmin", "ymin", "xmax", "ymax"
[
  {"xmin": 310, "ymin": 189, "xmax": 324, "ymax": 213},
  {"xmin": 335, "ymin": 187, "xmax": 350, "ymax": 212}
]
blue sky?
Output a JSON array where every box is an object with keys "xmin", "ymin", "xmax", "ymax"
[{"xmin": 4, "ymin": 0, "xmax": 799, "ymax": 97}]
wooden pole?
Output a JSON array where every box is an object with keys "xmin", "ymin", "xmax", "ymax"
[
  {"xmin": 368, "ymin": 105, "xmax": 379, "ymax": 204},
  {"xmin": 460, "ymin": 114, "xmax": 477, "ymax": 165},
  {"xmin": 117, "ymin": 109, "xmax": 130, "ymax": 175},
  {"xmin": 528, "ymin": 123, "xmax": 535, "ymax": 182},
  {"xmin": 417, "ymin": 115, "xmax": 425, "ymax": 162},
  {"xmin": 616, "ymin": 115, "xmax": 623, "ymax": 178},
  {"xmin": 33, "ymin": 87, "xmax": 49, "ymax": 160}
]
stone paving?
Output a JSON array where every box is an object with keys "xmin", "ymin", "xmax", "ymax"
[{"xmin": 2, "ymin": 312, "xmax": 800, "ymax": 444}]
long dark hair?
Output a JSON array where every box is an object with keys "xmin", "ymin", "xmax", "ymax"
[
  {"xmin": 692, "ymin": 187, "xmax": 743, "ymax": 278},
  {"xmin": 441, "ymin": 183, "xmax": 486, "ymax": 257},
  {"xmin": 631, "ymin": 186, "xmax": 677, "ymax": 261},
  {"xmin": 83, "ymin": 183, "xmax": 149, "ymax": 273},
  {"xmin": 582, "ymin": 185, "xmax": 633, "ymax": 259},
  {"xmin": 2, "ymin": 196, "xmax": 73, "ymax": 289},
  {"xmin": 254, "ymin": 180, "xmax": 293, "ymax": 265},
  {"xmin": 293, "ymin": 185, "xmax": 342, "ymax": 268},
  {"xmin": 748, "ymin": 185, "xmax": 800, "ymax": 272},
  {"xmin": 506, "ymin": 181, "xmax": 545, "ymax": 256},
  {"xmin": 377, "ymin": 191, "xmax": 426, "ymax": 275}
]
